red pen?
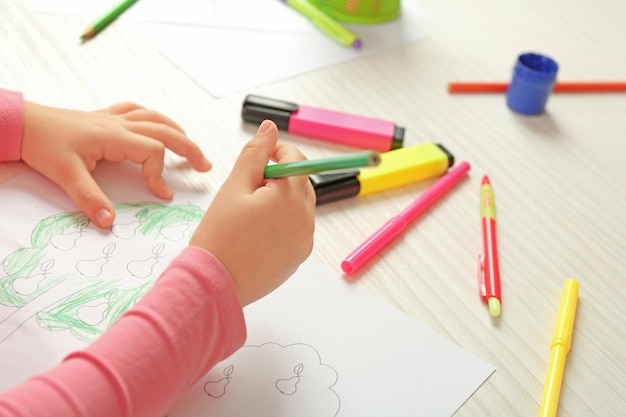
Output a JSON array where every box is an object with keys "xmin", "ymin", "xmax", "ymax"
[{"xmin": 478, "ymin": 175, "xmax": 501, "ymax": 317}]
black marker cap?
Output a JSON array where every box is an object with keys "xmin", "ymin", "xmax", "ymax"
[
  {"xmin": 310, "ymin": 171, "xmax": 361, "ymax": 206},
  {"xmin": 435, "ymin": 143, "xmax": 455, "ymax": 168},
  {"xmin": 241, "ymin": 94, "xmax": 298, "ymax": 130},
  {"xmin": 392, "ymin": 126, "xmax": 405, "ymax": 150}
]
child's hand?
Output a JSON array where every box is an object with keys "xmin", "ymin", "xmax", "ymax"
[
  {"xmin": 20, "ymin": 101, "xmax": 212, "ymax": 228},
  {"xmin": 190, "ymin": 120, "xmax": 316, "ymax": 306}
]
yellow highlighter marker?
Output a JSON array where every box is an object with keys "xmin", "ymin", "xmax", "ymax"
[
  {"xmin": 310, "ymin": 143, "xmax": 454, "ymax": 205},
  {"xmin": 539, "ymin": 278, "xmax": 579, "ymax": 417}
]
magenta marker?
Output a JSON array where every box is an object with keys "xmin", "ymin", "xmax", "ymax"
[
  {"xmin": 341, "ymin": 161, "xmax": 471, "ymax": 276},
  {"xmin": 242, "ymin": 95, "xmax": 404, "ymax": 151}
]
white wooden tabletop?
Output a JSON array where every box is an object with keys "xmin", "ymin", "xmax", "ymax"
[{"xmin": 1, "ymin": 0, "xmax": 625, "ymax": 415}]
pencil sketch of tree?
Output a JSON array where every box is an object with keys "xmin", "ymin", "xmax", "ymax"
[{"xmin": 0, "ymin": 202, "xmax": 204, "ymax": 344}]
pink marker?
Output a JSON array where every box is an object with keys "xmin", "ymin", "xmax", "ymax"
[
  {"xmin": 242, "ymin": 95, "xmax": 404, "ymax": 151},
  {"xmin": 341, "ymin": 161, "xmax": 471, "ymax": 276}
]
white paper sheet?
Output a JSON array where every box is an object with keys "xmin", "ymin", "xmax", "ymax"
[
  {"xmin": 29, "ymin": 0, "xmax": 309, "ymax": 32},
  {"xmin": 132, "ymin": 1, "xmax": 425, "ymax": 96},
  {"xmin": 30, "ymin": 0, "xmax": 425, "ymax": 96},
  {"xmin": 0, "ymin": 164, "xmax": 494, "ymax": 416}
]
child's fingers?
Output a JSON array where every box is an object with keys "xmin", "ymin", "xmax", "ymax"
[
  {"xmin": 99, "ymin": 104, "xmax": 187, "ymax": 135},
  {"xmin": 267, "ymin": 140, "xmax": 313, "ymax": 194},
  {"xmin": 98, "ymin": 101, "xmax": 146, "ymax": 115},
  {"xmin": 119, "ymin": 121, "xmax": 211, "ymax": 172},
  {"xmin": 95, "ymin": 132, "xmax": 175, "ymax": 200},
  {"xmin": 47, "ymin": 156, "xmax": 116, "ymax": 228},
  {"xmin": 226, "ymin": 120, "xmax": 279, "ymax": 192},
  {"xmin": 95, "ymin": 104, "xmax": 211, "ymax": 172}
]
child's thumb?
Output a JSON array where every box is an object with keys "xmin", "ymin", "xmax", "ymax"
[{"xmin": 228, "ymin": 120, "xmax": 278, "ymax": 191}]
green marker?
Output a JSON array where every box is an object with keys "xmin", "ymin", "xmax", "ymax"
[{"xmin": 264, "ymin": 151, "xmax": 381, "ymax": 179}]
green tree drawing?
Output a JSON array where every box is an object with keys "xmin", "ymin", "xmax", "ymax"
[{"xmin": 0, "ymin": 202, "xmax": 203, "ymax": 343}]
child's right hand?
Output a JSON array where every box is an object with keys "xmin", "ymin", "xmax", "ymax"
[{"xmin": 189, "ymin": 120, "xmax": 316, "ymax": 306}]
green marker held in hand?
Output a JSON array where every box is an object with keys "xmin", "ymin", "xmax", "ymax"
[{"xmin": 264, "ymin": 150, "xmax": 381, "ymax": 179}]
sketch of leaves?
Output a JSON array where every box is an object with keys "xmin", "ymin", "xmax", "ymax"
[{"xmin": 37, "ymin": 279, "xmax": 152, "ymax": 342}]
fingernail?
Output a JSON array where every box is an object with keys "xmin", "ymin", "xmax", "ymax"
[
  {"xmin": 201, "ymin": 156, "xmax": 212, "ymax": 170},
  {"xmin": 95, "ymin": 208, "xmax": 112, "ymax": 227},
  {"xmin": 257, "ymin": 120, "xmax": 273, "ymax": 134},
  {"xmin": 163, "ymin": 187, "xmax": 174, "ymax": 200}
]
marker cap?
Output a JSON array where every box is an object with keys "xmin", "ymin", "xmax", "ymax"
[
  {"xmin": 310, "ymin": 171, "xmax": 361, "ymax": 205},
  {"xmin": 506, "ymin": 53, "xmax": 559, "ymax": 115},
  {"xmin": 241, "ymin": 95, "xmax": 297, "ymax": 130},
  {"xmin": 488, "ymin": 297, "xmax": 501, "ymax": 317}
]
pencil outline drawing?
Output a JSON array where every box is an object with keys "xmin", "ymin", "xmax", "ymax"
[{"xmin": 171, "ymin": 342, "xmax": 341, "ymax": 417}]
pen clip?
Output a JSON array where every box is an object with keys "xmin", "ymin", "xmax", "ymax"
[{"xmin": 477, "ymin": 253, "xmax": 487, "ymax": 301}]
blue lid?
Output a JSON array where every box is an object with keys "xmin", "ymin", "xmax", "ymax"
[{"xmin": 506, "ymin": 53, "xmax": 559, "ymax": 115}]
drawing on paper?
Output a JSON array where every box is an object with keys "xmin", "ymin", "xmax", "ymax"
[
  {"xmin": 0, "ymin": 202, "xmax": 204, "ymax": 344},
  {"xmin": 204, "ymin": 364, "xmax": 234, "ymax": 398},
  {"xmin": 275, "ymin": 362, "xmax": 304, "ymax": 395},
  {"xmin": 168, "ymin": 342, "xmax": 341, "ymax": 417},
  {"xmin": 2, "ymin": 197, "xmax": 343, "ymax": 417}
]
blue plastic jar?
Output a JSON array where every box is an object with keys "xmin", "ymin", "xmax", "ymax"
[{"xmin": 506, "ymin": 53, "xmax": 559, "ymax": 115}]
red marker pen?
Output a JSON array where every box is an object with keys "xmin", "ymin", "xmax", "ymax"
[
  {"xmin": 241, "ymin": 95, "xmax": 404, "ymax": 151},
  {"xmin": 478, "ymin": 175, "xmax": 502, "ymax": 317}
]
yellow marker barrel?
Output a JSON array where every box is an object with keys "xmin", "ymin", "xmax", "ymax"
[
  {"xmin": 358, "ymin": 143, "xmax": 452, "ymax": 195},
  {"xmin": 539, "ymin": 278, "xmax": 579, "ymax": 417}
]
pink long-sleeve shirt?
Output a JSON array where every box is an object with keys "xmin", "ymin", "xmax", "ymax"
[
  {"xmin": 0, "ymin": 88, "xmax": 24, "ymax": 162},
  {"xmin": 0, "ymin": 88, "xmax": 247, "ymax": 417}
]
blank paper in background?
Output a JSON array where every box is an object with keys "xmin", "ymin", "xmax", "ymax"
[
  {"xmin": 29, "ymin": 0, "xmax": 309, "ymax": 32},
  {"xmin": 30, "ymin": 0, "xmax": 425, "ymax": 97},
  {"xmin": 133, "ymin": 1, "xmax": 425, "ymax": 97},
  {"xmin": 0, "ymin": 164, "xmax": 494, "ymax": 417}
]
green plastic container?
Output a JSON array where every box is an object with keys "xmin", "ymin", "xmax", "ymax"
[{"xmin": 308, "ymin": 0, "xmax": 401, "ymax": 24}]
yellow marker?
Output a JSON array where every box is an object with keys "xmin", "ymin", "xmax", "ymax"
[
  {"xmin": 310, "ymin": 143, "xmax": 454, "ymax": 205},
  {"xmin": 539, "ymin": 278, "xmax": 579, "ymax": 417}
]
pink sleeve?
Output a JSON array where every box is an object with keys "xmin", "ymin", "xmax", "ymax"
[
  {"xmin": 0, "ymin": 246, "xmax": 247, "ymax": 417},
  {"xmin": 0, "ymin": 88, "xmax": 24, "ymax": 162}
]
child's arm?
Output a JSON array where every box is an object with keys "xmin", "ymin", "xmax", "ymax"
[
  {"xmin": 0, "ymin": 120, "xmax": 315, "ymax": 417},
  {"xmin": 0, "ymin": 88, "xmax": 25, "ymax": 162},
  {"xmin": 0, "ymin": 246, "xmax": 246, "ymax": 417}
]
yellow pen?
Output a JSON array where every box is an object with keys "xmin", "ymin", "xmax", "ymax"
[{"xmin": 539, "ymin": 278, "xmax": 579, "ymax": 417}]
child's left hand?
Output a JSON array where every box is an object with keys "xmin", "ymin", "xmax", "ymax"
[{"xmin": 20, "ymin": 101, "xmax": 212, "ymax": 228}]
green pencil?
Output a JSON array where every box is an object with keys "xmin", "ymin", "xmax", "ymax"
[
  {"xmin": 80, "ymin": 0, "xmax": 140, "ymax": 42},
  {"xmin": 264, "ymin": 151, "xmax": 381, "ymax": 179}
]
